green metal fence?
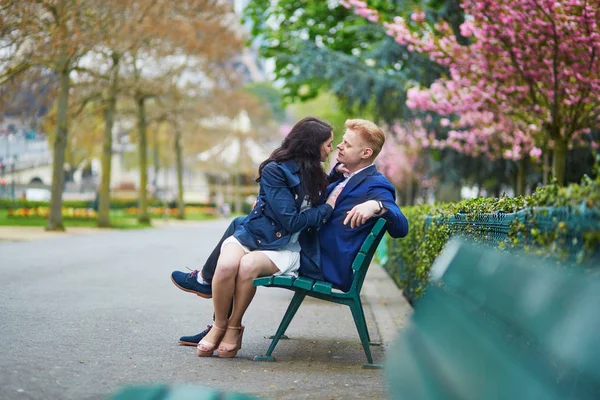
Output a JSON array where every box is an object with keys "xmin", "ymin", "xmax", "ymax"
[{"xmin": 386, "ymin": 206, "xmax": 600, "ymax": 304}]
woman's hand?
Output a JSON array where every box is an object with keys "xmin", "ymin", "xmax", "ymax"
[
  {"xmin": 326, "ymin": 186, "xmax": 343, "ymax": 209},
  {"xmin": 336, "ymin": 163, "xmax": 350, "ymax": 176}
]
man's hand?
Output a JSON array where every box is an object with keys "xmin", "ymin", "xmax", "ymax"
[{"xmin": 343, "ymin": 200, "xmax": 380, "ymax": 228}]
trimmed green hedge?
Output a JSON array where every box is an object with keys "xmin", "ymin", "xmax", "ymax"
[{"xmin": 387, "ymin": 175, "xmax": 600, "ymax": 303}]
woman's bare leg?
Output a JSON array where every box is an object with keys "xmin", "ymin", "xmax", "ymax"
[
  {"xmin": 226, "ymin": 252, "xmax": 279, "ymax": 338},
  {"xmin": 200, "ymin": 242, "xmax": 245, "ymax": 346}
]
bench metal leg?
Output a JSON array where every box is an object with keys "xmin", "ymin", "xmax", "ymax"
[
  {"xmin": 254, "ymin": 291, "xmax": 306, "ymax": 362},
  {"xmin": 354, "ymin": 297, "xmax": 372, "ymax": 344},
  {"xmin": 353, "ymin": 297, "xmax": 381, "ymax": 346},
  {"xmin": 349, "ymin": 299, "xmax": 379, "ymax": 368},
  {"xmin": 265, "ymin": 334, "xmax": 289, "ymax": 340}
]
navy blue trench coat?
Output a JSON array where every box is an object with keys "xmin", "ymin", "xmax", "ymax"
[{"xmin": 233, "ymin": 160, "xmax": 333, "ymax": 251}]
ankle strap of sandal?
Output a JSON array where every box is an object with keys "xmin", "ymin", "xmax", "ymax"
[{"xmin": 227, "ymin": 325, "xmax": 243, "ymax": 330}]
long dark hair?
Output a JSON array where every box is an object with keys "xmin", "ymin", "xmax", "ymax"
[{"xmin": 257, "ymin": 117, "xmax": 333, "ymax": 204}]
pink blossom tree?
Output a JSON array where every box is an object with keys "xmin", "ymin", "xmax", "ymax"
[
  {"xmin": 376, "ymin": 120, "xmax": 438, "ymax": 204},
  {"xmin": 405, "ymin": 81, "xmax": 542, "ymax": 194},
  {"xmin": 342, "ymin": 0, "xmax": 600, "ymax": 186}
]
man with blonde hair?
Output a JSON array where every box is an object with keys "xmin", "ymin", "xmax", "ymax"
[
  {"xmin": 343, "ymin": 118, "xmax": 385, "ymax": 158},
  {"xmin": 313, "ymin": 118, "xmax": 406, "ymax": 290},
  {"xmin": 171, "ymin": 118, "xmax": 409, "ymax": 346}
]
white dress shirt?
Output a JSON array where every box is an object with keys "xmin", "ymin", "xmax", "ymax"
[{"xmin": 326, "ymin": 164, "xmax": 374, "ymax": 202}]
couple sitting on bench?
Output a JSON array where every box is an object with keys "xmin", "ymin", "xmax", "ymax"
[{"xmin": 171, "ymin": 117, "xmax": 408, "ymax": 358}]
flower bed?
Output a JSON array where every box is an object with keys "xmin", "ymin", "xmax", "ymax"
[
  {"xmin": 124, "ymin": 206, "xmax": 217, "ymax": 216},
  {"xmin": 7, "ymin": 207, "xmax": 97, "ymax": 220}
]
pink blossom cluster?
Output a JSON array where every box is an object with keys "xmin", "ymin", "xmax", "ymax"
[
  {"xmin": 339, "ymin": 0, "xmax": 378, "ymax": 22},
  {"xmin": 376, "ymin": 121, "xmax": 438, "ymax": 187},
  {"xmin": 342, "ymin": 0, "xmax": 600, "ymax": 162},
  {"xmin": 406, "ymin": 78, "xmax": 541, "ymax": 161}
]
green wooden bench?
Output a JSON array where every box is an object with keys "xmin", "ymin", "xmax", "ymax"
[
  {"xmin": 253, "ymin": 218, "xmax": 388, "ymax": 368},
  {"xmin": 109, "ymin": 384, "xmax": 256, "ymax": 399},
  {"xmin": 385, "ymin": 239, "xmax": 600, "ymax": 399}
]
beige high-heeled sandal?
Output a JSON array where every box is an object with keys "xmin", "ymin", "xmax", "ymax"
[
  {"xmin": 197, "ymin": 325, "xmax": 226, "ymax": 357},
  {"xmin": 217, "ymin": 325, "xmax": 245, "ymax": 358}
]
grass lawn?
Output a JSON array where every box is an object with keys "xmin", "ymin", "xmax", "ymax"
[{"xmin": 0, "ymin": 209, "xmax": 218, "ymax": 229}]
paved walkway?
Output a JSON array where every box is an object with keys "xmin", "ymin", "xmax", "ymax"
[
  {"xmin": 0, "ymin": 219, "xmax": 196, "ymax": 241},
  {"xmin": 0, "ymin": 219, "xmax": 412, "ymax": 400},
  {"xmin": 0, "ymin": 226, "xmax": 100, "ymax": 241}
]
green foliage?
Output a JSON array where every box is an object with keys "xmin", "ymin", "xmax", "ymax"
[
  {"xmin": 244, "ymin": 82, "xmax": 286, "ymax": 122},
  {"xmin": 388, "ymin": 175, "xmax": 600, "ymax": 302},
  {"xmin": 279, "ymin": 39, "xmax": 433, "ymax": 124},
  {"xmin": 387, "ymin": 204, "xmax": 451, "ymax": 300},
  {"xmin": 288, "ymin": 91, "xmax": 361, "ymax": 145},
  {"xmin": 243, "ymin": 0, "xmax": 452, "ymax": 124}
]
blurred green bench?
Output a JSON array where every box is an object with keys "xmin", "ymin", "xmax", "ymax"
[
  {"xmin": 109, "ymin": 385, "xmax": 256, "ymax": 400},
  {"xmin": 253, "ymin": 218, "xmax": 388, "ymax": 368},
  {"xmin": 386, "ymin": 240, "xmax": 600, "ymax": 400}
]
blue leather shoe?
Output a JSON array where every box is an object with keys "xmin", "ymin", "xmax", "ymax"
[
  {"xmin": 179, "ymin": 325, "xmax": 212, "ymax": 346},
  {"xmin": 170, "ymin": 270, "xmax": 212, "ymax": 298}
]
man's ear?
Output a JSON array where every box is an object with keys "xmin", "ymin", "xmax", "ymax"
[{"xmin": 362, "ymin": 148, "xmax": 373, "ymax": 159}]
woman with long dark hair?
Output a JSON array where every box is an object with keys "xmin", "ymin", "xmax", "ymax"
[{"xmin": 197, "ymin": 117, "xmax": 338, "ymax": 358}]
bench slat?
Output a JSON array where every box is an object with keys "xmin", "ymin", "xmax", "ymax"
[
  {"xmin": 109, "ymin": 385, "xmax": 256, "ymax": 400},
  {"xmin": 370, "ymin": 218, "xmax": 386, "ymax": 237},
  {"xmin": 293, "ymin": 277, "xmax": 314, "ymax": 290},
  {"xmin": 253, "ymin": 276, "xmax": 273, "ymax": 287},
  {"xmin": 273, "ymin": 275, "xmax": 295, "ymax": 287},
  {"xmin": 352, "ymin": 253, "xmax": 367, "ymax": 272},
  {"xmin": 312, "ymin": 281, "xmax": 333, "ymax": 295},
  {"xmin": 436, "ymin": 240, "xmax": 600, "ymax": 372},
  {"xmin": 359, "ymin": 234, "xmax": 376, "ymax": 254},
  {"xmin": 386, "ymin": 293, "xmax": 564, "ymax": 400},
  {"xmin": 387, "ymin": 240, "xmax": 600, "ymax": 398}
]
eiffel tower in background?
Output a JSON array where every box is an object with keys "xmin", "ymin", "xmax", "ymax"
[{"xmin": 228, "ymin": 0, "xmax": 269, "ymax": 84}]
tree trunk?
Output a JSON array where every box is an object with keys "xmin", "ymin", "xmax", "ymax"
[
  {"xmin": 515, "ymin": 158, "xmax": 527, "ymax": 196},
  {"xmin": 153, "ymin": 125, "xmax": 159, "ymax": 189},
  {"xmin": 137, "ymin": 96, "xmax": 150, "ymax": 224},
  {"xmin": 97, "ymin": 95, "xmax": 116, "ymax": 227},
  {"xmin": 97, "ymin": 54, "xmax": 120, "ymax": 227},
  {"xmin": 542, "ymin": 148, "xmax": 550, "ymax": 186},
  {"xmin": 552, "ymin": 139, "xmax": 567, "ymax": 186},
  {"xmin": 493, "ymin": 182, "xmax": 501, "ymax": 198},
  {"xmin": 46, "ymin": 65, "xmax": 70, "ymax": 231},
  {"xmin": 411, "ymin": 179, "xmax": 419, "ymax": 204},
  {"xmin": 174, "ymin": 122, "xmax": 185, "ymax": 219},
  {"xmin": 405, "ymin": 179, "xmax": 414, "ymax": 206}
]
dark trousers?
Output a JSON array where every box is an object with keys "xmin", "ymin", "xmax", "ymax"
[
  {"xmin": 200, "ymin": 216, "xmax": 245, "ymax": 284},
  {"xmin": 201, "ymin": 217, "xmax": 245, "ymax": 321}
]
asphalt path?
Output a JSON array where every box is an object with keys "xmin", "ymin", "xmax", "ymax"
[{"xmin": 0, "ymin": 219, "xmax": 408, "ymax": 400}]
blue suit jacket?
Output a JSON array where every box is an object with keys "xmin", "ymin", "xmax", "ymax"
[{"xmin": 299, "ymin": 164, "xmax": 409, "ymax": 291}]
